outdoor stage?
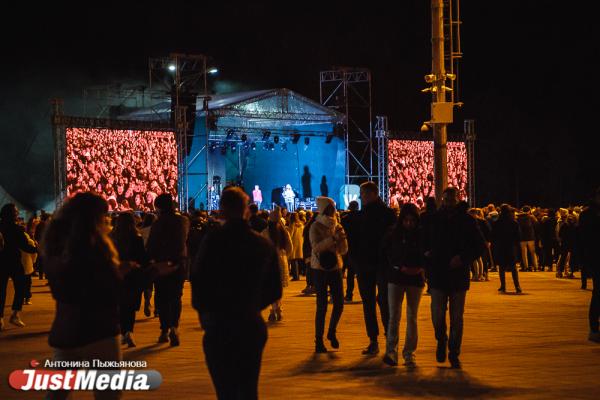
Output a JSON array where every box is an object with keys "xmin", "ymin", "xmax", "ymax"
[{"xmin": 1, "ymin": 272, "xmax": 597, "ymax": 399}]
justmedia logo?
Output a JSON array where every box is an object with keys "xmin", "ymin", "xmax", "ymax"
[{"xmin": 9, "ymin": 369, "xmax": 162, "ymax": 391}]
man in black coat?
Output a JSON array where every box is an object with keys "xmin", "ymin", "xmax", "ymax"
[
  {"xmin": 578, "ymin": 187, "xmax": 600, "ymax": 343},
  {"xmin": 348, "ymin": 182, "xmax": 396, "ymax": 355},
  {"xmin": 146, "ymin": 194, "xmax": 189, "ymax": 346},
  {"xmin": 491, "ymin": 205, "xmax": 522, "ymax": 293},
  {"xmin": 191, "ymin": 186, "xmax": 282, "ymax": 400},
  {"xmin": 0, "ymin": 204, "xmax": 37, "ymax": 330},
  {"xmin": 425, "ymin": 187, "xmax": 486, "ymax": 369}
]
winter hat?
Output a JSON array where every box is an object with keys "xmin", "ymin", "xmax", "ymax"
[{"xmin": 316, "ymin": 196, "xmax": 336, "ymax": 214}]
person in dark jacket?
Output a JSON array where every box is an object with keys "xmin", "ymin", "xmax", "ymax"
[
  {"xmin": 110, "ymin": 212, "xmax": 148, "ymax": 348},
  {"xmin": 382, "ymin": 203, "xmax": 425, "ymax": 367},
  {"xmin": 191, "ymin": 186, "xmax": 282, "ymax": 400},
  {"xmin": 517, "ymin": 206, "xmax": 540, "ymax": 271},
  {"xmin": 492, "ymin": 205, "xmax": 522, "ymax": 293},
  {"xmin": 349, "ymin": 181, "xmax": 397, "ymax": 355},
  {"xmin": 340, "ymin": 200, "xmax": 360, "ymax": 302},
  {"xmin": 540, "ymin": 209, "xmax": 559, "ymax": 271},
  {"xmin": 0, "ymin": 203, "xmax": 37, "ymax": 329},
  {"xmin": 425, "ymin": 187, "xmax": 486, "ymax": 369},
  {"xmin": 578, "ymin": 187, "xmax": 600, "ymax": 343},
  {"xmin": 146, "ymin": 194, "xmax": 189, "ymax": 346},
  {"xmin": 420, "ymin": 197, "xmax": 437, "ymax": 293},
  {"xmin": 248, "ymin": 203, "xmax": 268, "ymax": 233},
  {"xmin": 556, "ymin": 214, "xmax": 578, "ymax": 278}
]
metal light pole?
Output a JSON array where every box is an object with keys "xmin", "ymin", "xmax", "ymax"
[{"xmin": 432, "ymin": 0, "xmax": 448, "ymax": 204}]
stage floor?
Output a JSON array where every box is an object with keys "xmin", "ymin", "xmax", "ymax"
[{"xmin": 1, "ymin": 272, "xmax": 598, "ymax": 399}]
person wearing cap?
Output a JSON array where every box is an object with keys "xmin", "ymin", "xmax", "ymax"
[{"xmin": 309, "ymin": 196, "xmax": 348, "ymax": 353}]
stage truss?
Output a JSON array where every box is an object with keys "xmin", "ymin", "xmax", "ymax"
[{"xmin": 320, "ymin": 68, "xmax": 377, "ymax": 188}]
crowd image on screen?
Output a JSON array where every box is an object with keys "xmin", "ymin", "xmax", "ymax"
[
  {"xmin": 65, "ymin": 128, "xmax": 178, "ymax": 211},
  {"xmin": 388, "ymin": 140, "xmax": 468, "ymax": 207}
]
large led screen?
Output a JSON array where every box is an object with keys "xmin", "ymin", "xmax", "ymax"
[
  {"xmin": 66, "ymin": 127, "xmax": 177, "ymax": 211},
  {"xmin": 388, "ymin": 140, "xmax": 468, "ymax": 207}
]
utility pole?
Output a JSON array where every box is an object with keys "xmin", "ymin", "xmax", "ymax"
[{"xmin": 432, "ymin": 0, "xmax": 448, "ymax": 204}]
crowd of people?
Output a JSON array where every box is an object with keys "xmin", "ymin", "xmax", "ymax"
[
  {"xmin": 388, "ymin": 140, "xmax": 468, "ymax": 207},
  {"xmin": 1, "ymin": 183, "xmax": 599, "ymax": 399},
  {"xmin": 66, "ymin": 128, "xmax": 178, "ymax": 212}
]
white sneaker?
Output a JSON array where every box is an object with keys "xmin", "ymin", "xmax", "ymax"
[{"xmin": 10, "ymin": 313, "xmax": 26, "ymax": 327}]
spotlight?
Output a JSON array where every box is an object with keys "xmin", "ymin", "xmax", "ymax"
[
  {"xmin": 208, "ymin": 67, "xmax": 219, "ymax": 75},
  {"xmin": 304, "ymin": 137, "xmax": 310, "ymax": 146},
  {"xmin": 273, "ymin": 135, "xmax": 279, "ymax": 144},
  {"xmin": 291, "ymin": 133, "xmax": 300, "ymax": 144},
  {"xmin": 241, "ymin": 133, "xmax": 247, "ymax": 142},
  {"xmin": 262, "ymin": 130, "xmax": 271, "ymax": 140},
  {"xmin": 168, "ymin": 64, "xmax": 176, "ymax": 72},
  {"xmin": 420, "ymin": 122, "xmax": 431, "ymax": 132}
]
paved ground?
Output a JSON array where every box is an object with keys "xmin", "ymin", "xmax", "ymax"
[{"xmin": 1, "ymin": 271, "xmax": 599, "ymax": 400}]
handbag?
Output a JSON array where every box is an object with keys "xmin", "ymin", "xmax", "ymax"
[{"xmin": 318, "ymin": 250, "xmax": 338, "ymax": 270}]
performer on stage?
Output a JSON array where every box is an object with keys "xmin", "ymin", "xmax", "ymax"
[
  {"xmin": 253, "ymin": 185, "xmax": 263, "ymax": 209},
  {"xmin": 283, "ymin": 184, "xmax": 296, "ymax": 212}
]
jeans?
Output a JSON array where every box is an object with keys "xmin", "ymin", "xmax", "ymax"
[
  {"xmin": 357, "ymin": 267, "xmax": 389, "ymax": 341},
  {"xmin": 520, "ymin": 241, "xmax": 539, "ymax": 270},
  {"xmin": 202, "ymin": 316, "xmax": 267, "ymax": 400},
  {"xmin": 499, "ymin": 265, "xmax": 521, "ymax": 290},
  {"xmin": 313, "ymin": 269, "xmax": 344, "ymax": 338},
  {"xmin": 590, "ymin": 271, "xmax": 600, "ymax": 333},
  {"xmin": 386, "ymin": 284, "xmax": 423, "ymax": 363},
  {"xmin": 155, "ymin": 275, "xmax": 184, "ymax": 331},
  {"xmin": 46, "ymin": 336, "xmax": 122, "ymax": 400},
  {"xmin": 430, "ymin": 289, "xmax": 466, "ymax": 360},
  {"xmin": 0, "ymin": 269, "xmax": 25, "ymax": 317}
]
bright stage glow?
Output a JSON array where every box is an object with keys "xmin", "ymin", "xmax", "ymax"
[
  {"xmin": 168, "ymin": 64, "xmax": 176, "ymax": 71},
  {"xmin": 65, "ymin": 127, "xmax": 177, "ymax": 212},
  {"xmin": 208, "ymin": 68, "xmax": 218, "ymax": 74},
  {"xmin": 388, "ymin": 140, "xmax": 468, "ymax": 207}
]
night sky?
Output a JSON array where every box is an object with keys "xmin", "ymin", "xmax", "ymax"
[{"xmin": 1, "ymin": 2, "xmax": 597, "ymax": 209}]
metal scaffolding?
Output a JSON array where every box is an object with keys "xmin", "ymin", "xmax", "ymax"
[
  {"xmin": 464, "ymin": 119, "xmax": 476, "ymax": 207},
  {"xmin": 149, "ymin": 53, "xmax": 211, "ymax": 212},
  {"xmin": 320, "ymin": 68, "xmax": 374, "ymax": 186},
  {"xmin": 375, "ymin": 116, "xmax": 389, "ymax": 203},
  {"xmin": 51, "ymin": 99, "xmax": 66, "ymax": 208}
]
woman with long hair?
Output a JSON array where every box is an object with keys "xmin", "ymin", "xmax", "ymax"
[
  {"xmin": 382, "ymin": 203, "xmax": 425, "ymax": 367},
  {"xmin": 309, "ymin": 197, "xmax": 348, "ymax": 353},
  {"xmin": 42, "ymin": 193, "xmax": 169, "ymax": 399},
  {"xmin": 110, "ymin": 212, "xmax": 147, "ymax": 347},
  {"xmin": 263, "ymin": 206, "xmax": 292, "ymax": 321}
]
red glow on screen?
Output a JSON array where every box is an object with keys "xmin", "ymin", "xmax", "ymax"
[
  {"xmin": 388, "ymin": 140, "xmax": 468, "ymax": 207},
  {"xmin": 66, "ymin": 128, "xmax": 177, "ymax": 211}
]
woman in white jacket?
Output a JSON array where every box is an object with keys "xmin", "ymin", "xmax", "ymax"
[
  {"xmin": 287, "ymin": 213, "xmax": 304, "ymax": 281},
  {"xmin": 309, "ymin": 197, "xmax": 348, "ymax": 353}
]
